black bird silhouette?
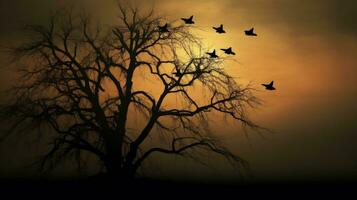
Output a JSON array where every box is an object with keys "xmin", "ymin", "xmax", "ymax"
[
  {"xmin": 262, "ymin": 81, "xmax": 276, "ymax": 90},
  {"xmin": 158, "ymin": 23, "xmax": 169, "ymax": 33},
  {"xmin": 245, "ymin": 28, "xmax": 257, "ymax": 36},
  {"xmin": 213, "ymin": 24, "xmax": 225, "ymax": 33},
  {"xmin": 206, "ymin": 50, "xmax": 218, "ymax": 58},
  {"xmin": 181, "ymin": 15, "xmax": 194, "ymax": 24},
  {"xmin": 220, "ymin": 47, "xmax": 236, "ymax": 55}
]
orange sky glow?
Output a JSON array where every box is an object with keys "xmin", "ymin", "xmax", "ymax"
[{"xmin": 0, "ymin": 0, "xmax": 357, "ymax": 182}]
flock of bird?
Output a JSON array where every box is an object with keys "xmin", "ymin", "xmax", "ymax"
[{"xmin": 157, "ymin": 15, "xmax": 276, "ymax": 91}]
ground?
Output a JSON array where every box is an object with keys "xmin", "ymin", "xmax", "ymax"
[{"xmin": 0, "ymin": 176, "xmax": 356, "ymax": 199}]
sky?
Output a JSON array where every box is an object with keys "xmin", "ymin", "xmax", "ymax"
[{"xmin": 0, "ymin": 0, "xmax": 357, "ymax": 182}]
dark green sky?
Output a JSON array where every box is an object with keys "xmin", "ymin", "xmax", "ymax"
[{"xmin": 1, "ymin": 0, "xmax": 357, "ymax": 182}]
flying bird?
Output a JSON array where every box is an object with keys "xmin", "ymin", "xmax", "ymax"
[
  {"xmin": 220, "ymin": 47, "xmax": 236, "ymax": 55},
  {"xmin": 245, "ymin": 28, "xmax": 257, "ymax": 36},
  {"xmin": 206, "ymin": 50, "xmax": 218, "ymax": 58},
  {"xmin": 262, "ymin": 81, "xmax": 276, "ymax": 90},
  {"xmin": 158, "ymin": 23, "xmax": 169, "ymax": 33},
  {"xmin": 181, "ymin": 15, "xmax": 194, "ymax": 24},
  {"xmin": 213, "ymin": 24, "xmax": 225, "ymax": 33}
]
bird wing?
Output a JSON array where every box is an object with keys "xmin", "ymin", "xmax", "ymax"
[
  {"xmin": 220, "ymin": 24, "xmax": 223, "ymax": 29},
  {"xmin": 189, "ymin": 15, "xmax": 193, "ymax": 20},
  {"xmin": 269, "ymin": 81, "xmax": 274, "ymax": 86},
  {"xmin": 249, "ymin": 28, "xmax": 254, "ymax": 32}
]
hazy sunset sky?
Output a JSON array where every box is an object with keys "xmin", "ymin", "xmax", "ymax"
[{"xmin": 0, "ymin": 0, "xmax": 357, "ymax": 182}]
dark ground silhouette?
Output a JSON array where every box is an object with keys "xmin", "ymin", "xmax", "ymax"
[{"xmin": 0, "ymin": 176, "xmax": 356, "ymax": 199}]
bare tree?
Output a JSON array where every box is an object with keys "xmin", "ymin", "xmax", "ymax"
[{"xmin": 0, "ymin": 4, "xmax": 261, "ymax": 180}]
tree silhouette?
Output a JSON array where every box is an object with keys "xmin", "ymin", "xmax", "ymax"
[{"xmin": 0, "ymin": 4, "xmax": 261, "ymax": 180}]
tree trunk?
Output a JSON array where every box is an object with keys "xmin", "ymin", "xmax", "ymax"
[
  {"xmin": 104, "ymin": 159, "xmax": 136, "ymax": 182},
  {"xmin": 103, "ymin": 133, "xmax": 126, "ymax": 180}
]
